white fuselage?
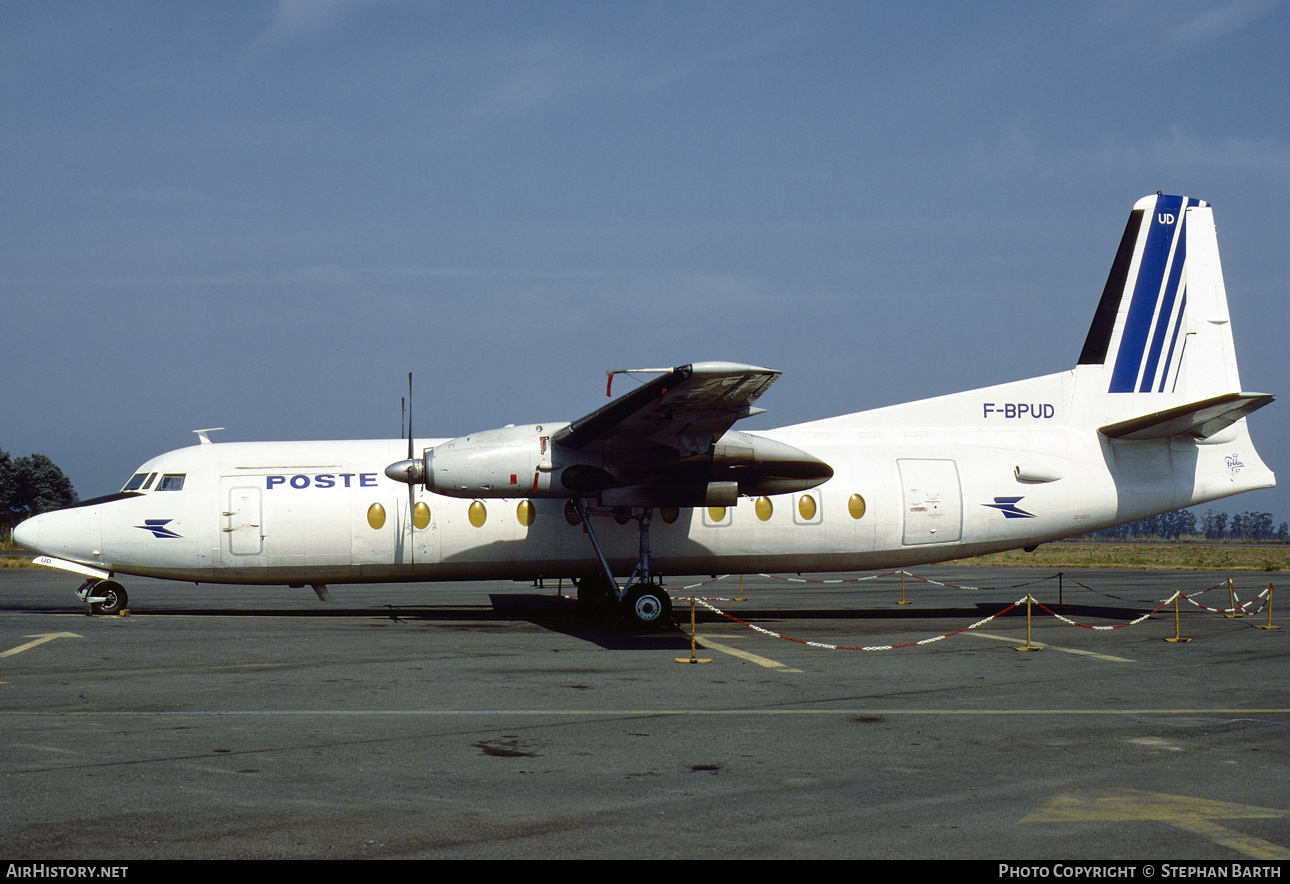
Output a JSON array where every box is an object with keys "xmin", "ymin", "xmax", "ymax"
[
  {"xmin": 18, "ymin": 365, "xmax": 1273, "ymax": 587},
  {"xmin": 15, "ymin": 197, "xmax": 1276, "ymax": 593}
]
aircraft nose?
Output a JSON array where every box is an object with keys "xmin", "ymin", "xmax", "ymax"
[
  {"xmin": 11, "ymin": 507, "xmax": 101, "ymax": 563},
  {"xmin": 12, "ymin": 514, "xmax": 41, "ymax": 551}
]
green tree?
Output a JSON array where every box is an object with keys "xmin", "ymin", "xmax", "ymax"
[
  {"xmin": 1201, "ymin": 509, "xmax": 1228, "ymax": 540},
  {"xmin": 0, "ymin": 450, "xmax": 17, "ymax": 533},
  {"xmin": 1, "ymin": 450, "xmax": 77, "ymax": 535}
]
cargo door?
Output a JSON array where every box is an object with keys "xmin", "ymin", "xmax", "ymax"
[{"xmin": 898, "ymin": 459, "xmax": 962, "ymax": 545}]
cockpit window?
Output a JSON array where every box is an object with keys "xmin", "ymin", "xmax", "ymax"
[
  {"xmin": 121, "ymin": 472, "xmax": 159, "ymax": 492},
  {"xmin": 157, "ymin": 474, "xmax": 186, "ymax": 491}
]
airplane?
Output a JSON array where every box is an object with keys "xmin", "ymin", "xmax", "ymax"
[{"xmin": 13, "ymin": 194, "xmax": 1275, "ymax": 626}]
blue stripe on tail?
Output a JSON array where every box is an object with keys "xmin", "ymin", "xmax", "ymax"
[{"xmin": 1108, "ymin": 195, "xmax": 1192, "ymax": 392}]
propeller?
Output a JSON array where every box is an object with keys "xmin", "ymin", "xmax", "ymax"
[
  {"xmin": 383, "ymin": 372, "xmax": 428, "ymax": 569},
  {"xmin": 385, "ymin": 371, "xmax": 426, "ymax": 485}
]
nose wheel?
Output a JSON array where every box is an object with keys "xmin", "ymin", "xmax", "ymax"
[{"xmin": 80, "ymin": 580, "xmax": 127, "ymax": 615}]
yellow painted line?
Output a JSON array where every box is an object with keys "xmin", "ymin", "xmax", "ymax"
[
  {"xmin": 1, "ymin": 632, "xmax": 82, "ymax": 658},
  {"xmin": 1167, "ymin": 816, "xmax": 1290, "ymax": 860},
  {"xmin": 1025, "ymin": 789, "xmax": 1290, "ymax": 860},
  {"xmin": 692, "ymin": 635, "xmax": 801, "ymax": 671},
  {"xmin": 970, "ymin": 631, "xmax": 1134, "ymax": 663},
  {"xmin": 3, "ymin": 709, "xmax": 1287, "ymax": 718}
]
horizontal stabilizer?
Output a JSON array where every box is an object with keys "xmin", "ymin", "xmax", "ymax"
[{"xmin": 1098, "ymin": 392, "xmax": 1274, "ymax": 441}]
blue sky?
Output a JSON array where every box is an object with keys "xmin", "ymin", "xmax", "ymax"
[{"xmin": 4, "ymin": 1, "xmax": 1288, "ymax": 523}]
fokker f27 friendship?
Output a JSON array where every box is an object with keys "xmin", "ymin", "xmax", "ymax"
[{"xmin": 15, "ymin": 195, "xmax": 1276, "ymax": 625}]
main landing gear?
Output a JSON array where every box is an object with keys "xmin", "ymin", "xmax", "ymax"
[
  {"xmin": 572, "ymin": 499, "xmax": 674, "ymax": 629},
  {"xmin": 77, "ymin": 579, "xmax": 128, "ymax": 615}
]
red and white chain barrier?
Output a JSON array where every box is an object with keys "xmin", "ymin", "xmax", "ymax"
[
  {"xmin": 666, "ymin": 571, "xmax": 1277, "ymax": 650},
  {"xmin": 691, "ymin": 593, "xmax": 1023, "ymax": 651}
]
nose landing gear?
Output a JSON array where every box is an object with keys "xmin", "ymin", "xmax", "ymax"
[{"xmin": 77, "ymin": 579, "xmax": 128, "ymax": 615}]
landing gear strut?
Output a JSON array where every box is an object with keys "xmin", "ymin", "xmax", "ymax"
[{"xmin": 573, "ymin": 499, "xmax": 673, "ymax": 628}]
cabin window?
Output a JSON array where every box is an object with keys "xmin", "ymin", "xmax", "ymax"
[
  {"xmin": 794, "ymin": 492, "xmax": 822, "ymax": 525},
  {"xmin": 157, "ymin": 474, "xmax": 186, "ymax": 491},
  {"xmin": 516, "ymin": 500, "xmax": 535, "ymax": 527},
  {"xmin": 704, "ymin": 506, "xmax": 731, "ymax": 527},
  {"xmin": 798, "ymin": 494, "xmax": 816, "ymax": 520}
]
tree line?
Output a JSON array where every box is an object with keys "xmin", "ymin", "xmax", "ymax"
[
  {"xmin": 1082, "ymin": 508, "xmax": 1289, "ymax": 542},
  {"xmin": 1, "ymin": 450, "xmax": 77, "ymax": 537}
]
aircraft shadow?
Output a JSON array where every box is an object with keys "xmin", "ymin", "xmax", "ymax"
[{"xmin": 5, "ymin": 596, "xmax": 1154, "ymax": 650}]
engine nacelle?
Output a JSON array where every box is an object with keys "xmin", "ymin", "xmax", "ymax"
[
  {"xmin": 386, "ymin": 425, "xmax": 832, "ymax": 504},
  {"xmin": 710, "ymin": 431, "xmax": 834, "ymax": 496},
  {"xmin": 422, "ymin": 425, "xmax": 561, "ymax": 498}
]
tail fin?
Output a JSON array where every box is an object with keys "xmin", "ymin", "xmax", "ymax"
[{"xmin": 1078, "ymin": 194, "xmax": 1241, "ymax": 399}]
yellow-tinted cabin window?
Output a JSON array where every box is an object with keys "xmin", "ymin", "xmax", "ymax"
[
  {"xmin": 848, "ymin": 493, "xmax": 866, "ymax": 520},
  {"xmin": 798, "ymin": 494, "xmax": 817, "ymax": 521},
  {"xmin": 517, "ymin": 499, "xmax": 535, "ymax": 527}
]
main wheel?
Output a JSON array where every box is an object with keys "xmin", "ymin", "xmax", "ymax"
[
  {"xmin": 91, "ymin": 581, "xmax": 127, "ymax": 615},
  {"xmin": 624, "ymin": 583, "xmax": 673, "ymax": 627},
  {"xmin": 575, "ymin": 574, "xmax": 616, "ymax": 613}
]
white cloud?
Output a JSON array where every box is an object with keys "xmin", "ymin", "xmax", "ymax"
[
  {"xmin": 1149, "ymin": 126, "xmax": 1290, "ymax": 181},
  {"xmin": 1160, "ymin": 0, "xmax": 1284, "ymax": 55},
  {"xmin": 971, "ymin": 123, "xmax": 1290, "ymax": 186},
  {"xmin": 255, "ymin": 0, "xmax": 388, "ymax": 46}
]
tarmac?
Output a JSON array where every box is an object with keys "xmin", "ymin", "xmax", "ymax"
[{"xmin": 1, "ymin": 565, "xmax": 1286, "ymax": 860}]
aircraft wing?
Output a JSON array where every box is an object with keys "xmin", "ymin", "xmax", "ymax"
[{"xmin": 553, "ymin": 362, "xmax": 781, "ymax": 457}]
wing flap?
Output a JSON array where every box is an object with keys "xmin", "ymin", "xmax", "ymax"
[{"xmin": 554, "ymin": 362, "xmax": 781, "ymax": 455}]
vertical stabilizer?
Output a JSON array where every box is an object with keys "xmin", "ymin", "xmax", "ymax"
[{"xmin": 1077, "ymin": 194, "xmax": 1240, "ymax": 399}]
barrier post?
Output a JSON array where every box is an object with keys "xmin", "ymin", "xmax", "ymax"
[
  {"xmin": 1014, "ymin": 593, "xmax": 1041, "ymax": 652},
  {"xmin": 1226, "ymin": 577, "xmax": 1243, "ymax": 618},
  {"xmin": 1256, "ymin": 583, "xmax": 1281, "ymax": 631},
  {"xmin": 675, "ymin": 596, "xmax": 712, "ymax": 664},
  {"xmin": 897, "ymin": 569, "xmax": 911, "ymax": 605},
  {"xmin": 1165, "ymin": 592, "xmax": 1190, "ymax": 643}
]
